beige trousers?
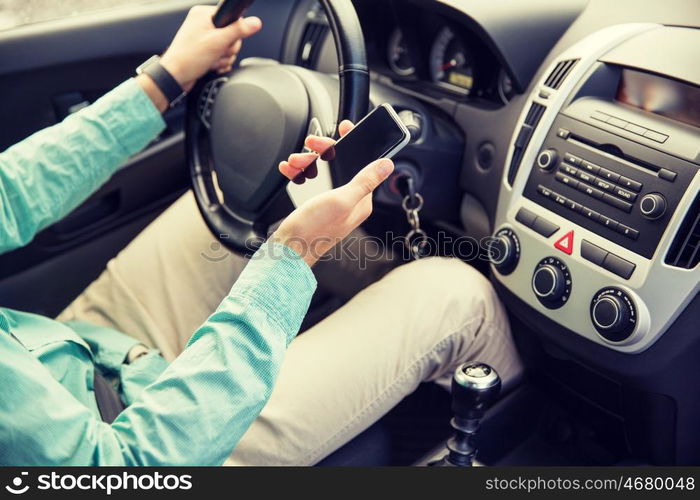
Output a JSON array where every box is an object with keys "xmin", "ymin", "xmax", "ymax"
[{"xmin": 58, "ymin": 191, "xmax": 522, "ymax": 465}]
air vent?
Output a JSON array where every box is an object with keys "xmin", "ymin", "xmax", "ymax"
[
  {"xmin": 666, "ymin": 194, "xmax": 700, "ymax": 269},
  {"xmin": 524, "ymin": 102, "xmax": 546, "ymax": 126},
  {"xmin": 296, "ymin": 21, "xmax": 329, "ymax": 68},
  {"xmin": 507, "ymin": 102, "xmax": 547, "ymax": 185},
  {"xmin": 544, "ymin": 59, "xmax": 579, "ymax": 89}
]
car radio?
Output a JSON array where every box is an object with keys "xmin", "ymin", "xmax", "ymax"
[
  {"xmin": 522, "ymin": 97, "xmax": 698, "ymax": 260},
  {"xmin": 491, "ymin": 24, "xmax": 700, "ymax": 353}
]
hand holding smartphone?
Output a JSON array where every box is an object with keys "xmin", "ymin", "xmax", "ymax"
[
  {"xmin": 281, "ymin": 103, "xmax": 410, "ymax": 186},
  {"xmin": 322, "ymin": 104, "xmax": 411, "ymax": 175}
]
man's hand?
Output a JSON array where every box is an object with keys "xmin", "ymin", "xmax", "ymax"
[
  {"xmin": 160, "ymin": 5, "xmax": 262, "ymax": 92},
  {"xmin": 161, "ymin": 5, "xmax": 262, "ymax": 91},
  {"xmin": 272, "ymin": 121, "xmax": 395, "ymax": 267},
  {"xmin": 137, "ymin": 5, "xmax": 262, "ymax": 111}
]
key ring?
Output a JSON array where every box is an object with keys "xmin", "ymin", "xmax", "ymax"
[
  {"xmin": 401, "ymin": 191, "xmax": 428, "ymax": 260},
  {"xmin": 405, "ymin": 228, "xmax": 428, "ymax": 246},
  {"xmin": 405, "ymin": 228, "xmax": 430, "ymax": 260},
  {"xmin": 406, "ymin": 207, "xmax": 420, "ymax": 230},
  {"xmin": 402, "ymin": 193, "xmax": 424, "ymax": 212}
]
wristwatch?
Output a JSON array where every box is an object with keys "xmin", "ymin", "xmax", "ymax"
[{"xmin": 136, "ymin": 55, "xmax": 187, "ymax": 107}]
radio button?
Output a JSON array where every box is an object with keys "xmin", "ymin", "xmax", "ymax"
[
  {"xmin": 658, "ymin": 169, "xmax": 677, "ymax": 182},
  {"xmin": 581, "ymin": 240, "xmax": 608, "ymax": 266},
  {"xmin": 560, "ymin": 164, "xmax": 578, "ymax": 176},
  {"xmin": 613, "ymin": 186, "xmax": 638, "ymax": 202},
  {"xmin": 557, "ymin": 128, "xmax": 570, "ymax": 139},
  {"xmin": 515, "ymin": 207, "xmax": 538, "ymax": 228},
  {"xmin": 598, "ymin": 215, "xmax": 619, "ymax": 232},
  {"xmin": 593, "ymin": 178, "xmax": 615, "ymax": 192},
  {"xmin": 602, "ymin": 193, "xmax": 633, "ymax": 213},
  {"xmin": 577, "ymin": 183, "xmax": 604, "ymax": 200},
  {"xmin": 580, "ymin": 160, "xmax": 600, "ymax": 175},
  {"xmin": 566, "ymin": 199, "xmax": 582, "ymax": 213},
  {"xmin": 563, "ymin": 152, "xmax": 581, "ymax": 166},
  {"xmin": 577, "ymin": 170, "xmax": 595, "ymax": 183},
  {"xmin": 537, "ymin": 184, "xmax": 553, "ymax": 198},
  {"xmin": 531, "ymin": 217, "xmax": 560, "ymax": 238},
  {"xmin": 554, "ymin": 193, "xmax": 567, "ymax": 206},
  {"xmin": 555, "ymin": 172, "xmax": 578, "ymax": 188},
  {"xmin": 616, "ymin": 223, "xmax": 639, "ymax": 240},
  {"xmin": 602, "ymin": 253, "xmax": 636, "ymax": 280},
  {"xmin": 618, "ymin": 176, "xmax": 642, "ymax": 192},
  {"xmin": 598, "ymin": 168, "xmax": 620, "ymax": 183},
  {"xmin": 581, "ymin": 206, "xmax": 601, "ymax": 223}
]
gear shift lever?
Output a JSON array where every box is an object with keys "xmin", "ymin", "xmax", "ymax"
[{"xmin": 431, "ymin": 362, "xmax": 501, "ymax": 466}]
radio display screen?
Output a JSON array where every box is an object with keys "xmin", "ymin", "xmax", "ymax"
[{"xmin": 616, "ymin": 68, "xmax": 700, "ymax": 129}]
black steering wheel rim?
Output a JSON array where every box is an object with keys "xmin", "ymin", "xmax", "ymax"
[{"xmin": 185, "ymin": 0, "xmax": 369, "ymax": 255}]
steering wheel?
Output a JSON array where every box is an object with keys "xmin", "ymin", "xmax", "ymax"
[{"xmin": 186, "ymin": 0, "xmax": 369, "ymax": 254}]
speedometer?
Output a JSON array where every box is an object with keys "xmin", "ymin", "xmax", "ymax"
[
  {"xmin": 387, "ymin": 28, "xmax": 415, "ymax": 76},
  {"xmin": 429, "ymin": 26, "xmax": 475, "ymax": 94}
]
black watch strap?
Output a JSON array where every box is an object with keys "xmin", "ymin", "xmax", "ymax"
[{"xmin": 137, "ymin": 55, "xmax": 186, "ymax": 107}]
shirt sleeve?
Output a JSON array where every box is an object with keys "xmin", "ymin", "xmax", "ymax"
[
  {"xmin": 63, "ymin": 320, "xmax": 143, "ymax": 374},
  {"xmin": 0, "ymin": 78, "xmax": 165, "ymax": 254},
  {"xmin": 0, "ymin": 241, "xmax": 317, "ymax": 466}
]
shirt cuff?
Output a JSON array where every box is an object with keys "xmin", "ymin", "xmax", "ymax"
[
  {"xmin": 231, "ymin": 241, "xmax": 317, "ymax": 344},
  {"xmin": 84, "ymin": 78, "xmax": 166, "ymax": 157},
  {"xmin": 63, "ymin": 320, "xmax": 142, "ymax": 374}
]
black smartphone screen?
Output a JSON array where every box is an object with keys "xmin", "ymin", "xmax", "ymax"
[{"xmin": 327, "ymin": 105, "xmax": 407, "ymax": 175}]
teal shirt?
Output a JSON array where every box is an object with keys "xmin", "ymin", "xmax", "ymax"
[{"xmin": 0, "ymin": 79, "xmax": 316, "ymax": 465}]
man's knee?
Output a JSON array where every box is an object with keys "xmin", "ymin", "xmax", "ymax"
[
  {"xmin": 387, "ymin": 257, "xmax": 500, "ymax": 322},
  {"xmin": 387, "ymin": 257, "xmax": 519, "ymax": 384}
]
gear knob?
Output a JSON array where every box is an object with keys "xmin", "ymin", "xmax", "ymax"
[{"xmin": 451, "ymin": 362, "xmax": 501, "ymax": 420}]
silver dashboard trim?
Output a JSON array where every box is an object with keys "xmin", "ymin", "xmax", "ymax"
[{"xmin": 494, "ymin": 23, "xmax": 700, "ymax": 354}]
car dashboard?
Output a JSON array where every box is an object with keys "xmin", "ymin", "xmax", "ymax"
[
  {"xmin": 281, "ymin": 0, "xmax": 700, "ymax": 465},
  {"xmin": 287, "ymin": 0, "xmax": 700, "ymax": 351}
]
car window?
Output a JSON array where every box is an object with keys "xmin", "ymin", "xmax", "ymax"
[{"xmin": 0, "ymin": 0, "xmax": 164, "ymax": 32}]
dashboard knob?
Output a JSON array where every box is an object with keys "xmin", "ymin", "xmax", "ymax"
[
  {"xmin": 536, "ymin": 149, "xmax": 558, "ymax": 171},
  {"xmin": 590, "ymin": 288, "xmax": 638, "ymax": 343},
  {"xmin": 489, "ymin": 229, "xmax": 520, "ymax": 275},
  {"xmin": 640, "ymin": 193, "xmax": 667, "ymax": 219},
  {"xmin": 591, "ymin": 295, "xmax": 629, "ymax": 334},
  {"xmin": 532, "ymin": 264, "xmax": 566, "ymax": 302}
]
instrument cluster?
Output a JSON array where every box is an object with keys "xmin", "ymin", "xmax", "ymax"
[
  {"xmin": 348, "ymin": 0, "xmax": 517, "ymax": 105},
  {"xmin": 383, "ymin": 23, "xmax": 516, "ymax": 105}
]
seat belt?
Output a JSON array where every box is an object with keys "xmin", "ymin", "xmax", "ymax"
[{"xmin": 93, "ymin": 369, "xmax": 126, "ymax": 424}]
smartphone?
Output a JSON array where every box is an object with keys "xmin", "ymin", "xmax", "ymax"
[
  {"xmin": 212, "ymin": 0, "xmax": 255, "ymax": 28},
  {"xmin": 325, "ymin": 104, "xmax": 411, "ymax": 176}
]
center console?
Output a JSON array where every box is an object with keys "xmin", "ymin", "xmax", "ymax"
[{"xmin": 492, "ymin": 24, "xmax": 700, "ymax": 353}]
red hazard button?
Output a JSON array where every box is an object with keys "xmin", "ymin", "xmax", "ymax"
[{"xmin": 554, "ymin": 230, "xmax": 574, "ymax": 255}]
